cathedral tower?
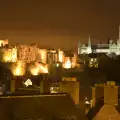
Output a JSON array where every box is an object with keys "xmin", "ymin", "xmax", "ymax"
[
  {"xmin": 116, "ymin": 26, "xmax": 120, "ymax": 54},
  {"xmin": 87, "ymin": 36, "xmax": 92, "ymax": 53},
  {"xmin": 88, "ymin": 36, "xmax": 91, "ymax": 47},
  {"xmin": 78, "ymin": 40, "xmax": 81, "ymax": 55},
  {"xmin": 119, "ymin": 25, "xmax": 120, "ymax": 40},
  {"xmin": 117, "ymin": 26, "xmax": 120, "ymax": 45}
]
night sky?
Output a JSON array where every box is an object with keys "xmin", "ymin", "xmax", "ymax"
[{"xmin": 0, "ymin": 0, "xmax": 120, "ymax": 51}]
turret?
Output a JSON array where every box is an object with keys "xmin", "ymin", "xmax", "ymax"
[
  {"xmin": 78, "ymin": 40, "xmax": 81, "ymax": 55},
  {"xmin": 119, "ymin": 25, "xmax": 120, "ymax": 40},
  {"xmin": 117, "ymin": 25, "xmax": 120, "ymax": 46},
  {"xmin": 87, "ymin": 36, "xmax": 92, "ymax": 54},
  {"xmin": 109, "ymin": 40, "xmax": 113, "ymax": 45},
  {"xmin": 88, "ymin": 36, "xmax": 91, "ymax": 47}
]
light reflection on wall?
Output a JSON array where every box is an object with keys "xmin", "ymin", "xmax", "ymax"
[
  {"xmin": 71, "ymin": 54, "xmax": 77, "ymax": 68},
  {"xmin": 63, "ymin": 57, "xmax": 72, "ymax": 69},
  {"xmin": 0, "ymin": 39, "xmax": 8, "ymax": 47},
  {"xmin": 11, "ymin": 48, "xmax": 17, "ymax": 62},
  {"xmin": 2, "ymin": 48, "xmax": 17, "ymax": 62},
  {"xmin": 39, "ymin": 49, "xmax": 47, "ymax": 64},
  {"xmin": 11, "ymin": 61, "xmax": 26, "ymax": 76},
  {"xmin": 29, "ymin": 62, "xmax": 48, "ymax": 76},
  {"xmin": 58, "ymin": 50, "xmax": 64, "ymax": 62},
  {"xmin": 62, "ymin": 54, "xmax": 77, "ymax": 69}
]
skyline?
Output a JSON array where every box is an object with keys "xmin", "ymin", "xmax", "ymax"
[{"xmin": 0, "ymin": 0, "xmax": 120, "ymax": 50}]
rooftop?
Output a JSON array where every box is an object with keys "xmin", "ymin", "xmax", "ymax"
[{"xmin": 0, "ymin": 94, "xmax": 87, "ymax": 120}]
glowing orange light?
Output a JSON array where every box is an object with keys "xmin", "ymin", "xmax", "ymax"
[
  {"xmin": 14, "ymin": 67, "xmax": 21, "ymax": 76},
  {"xmin": 39, "ymin": 49, "xmax": 47, "ymax": 64},
  {"xmin": 4, "ymin": 55, "xmax": 11, "ymax": 62},
  {"xmin": 59, "ymin": 50, "xmax": 64, "ymax": 62},
  {"xmin": 30, "ymin": 67, "xmax": 39, "ymax": 76},
  {"xmin": 11, "ymin": 61, "xmax": 26, "ymax": 76},
  {"xmin": 3, "ymin": 48, "xmax": 17, "ymax": 62},
  {"xmin": 30, "ymin": 62, "xmax": 48, "ymax": 75},
  {"xmin": 38, "ymin": 64, "xmax": 48, "ymax": 73},
  {"xmin": 63, "ymin": 58, "xmax": 71, "ymax": 69}
]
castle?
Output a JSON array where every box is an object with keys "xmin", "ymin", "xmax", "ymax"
[{"xmin": 78, "ymin": 26, "xmax": 120, "ymax": 55}]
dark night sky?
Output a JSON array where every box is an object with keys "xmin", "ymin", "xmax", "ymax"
[{"xmin": 0, "ymin": 0, "xmax": 120, "ymax": 51}]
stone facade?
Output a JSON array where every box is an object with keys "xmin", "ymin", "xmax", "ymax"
[
  {"xmin": 78, "ymin": 26, "xmax": 120, "ymax": 55},
  {"xmin": 78, "ymin": 38, "xmax": 120, "ymax": 55},
  {"xmin": 0, "ymin": 46, "xmax": 17, "ymax": 62},
  {"xmin": 17, "ymin": 44, "xmax": 40, "ymax": 63}
]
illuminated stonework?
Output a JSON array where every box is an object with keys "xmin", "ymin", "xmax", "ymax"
[
  {"xmin": 11, "ymin": 61, "xmax": 26, "ymax": 76},
  {"xmin": 0, "ymin": 39, "xmax": 8, "ymax": 47},
  {"xmin": 63, "ymin": 57, "xmax": 72, "ymax": 69},
  {"xmin": 0, "ymin": 39, "xmax": 77, "ymax": 70},
  {"xmin": 78, "ymin": 27, "xmax": 120, "ymax": 55},
  {"xmin": 38, "ymin": 49, "xmax": 47, "ymax": 64},
  {"xmin": 71, "ymin": 53, "xmax": 77, "ymax": 68},
  {"xmin": 58, "ymin": 49, "xmax": 64, "ymax": 62},
  {"xmin": 17, "ymin": 44, "xmax": 40, "ymax": 63},
  {"xmin": 0, "ymin": 47, "xmax": 17, "ymax": 62},
  {"xmin": 63, "ymin": 54, "xmax": 77, "ymax": 69},
  {"xmin": 29, "ymin": 62, "xmax": 48, "ymax": 75},
  {"xmin": 30, "ymin": 66, "xmax": 40, "ymax": 76}
]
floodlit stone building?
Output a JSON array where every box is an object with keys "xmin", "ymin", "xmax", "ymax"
[
  {"xmin": 78, "ymin": 26, "xmax": 120, "ymax": 55},
  {"xmin": 0, "ymin": 39, "xmax": 8, "ymax": 47},
  {"xmin": 0, "ymin": 45, "xmax": 17, "ymax": 62},
  {"xmin": 16, "ymin": 44, "xmax": 40, "ymax": 63}
]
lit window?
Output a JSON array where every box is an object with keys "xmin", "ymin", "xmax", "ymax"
[
  {"xmin": 90, "ymin": 58, "xmax": 93, "ymax": 61},
  {"xmin": 56, "ymin": 63, "xmax": 59, "ymax": 67},
  {"xmin": 23, "ymin": 79, "xmax": 32, "ymax": 87},
  {"xmin": 50, "ymin": 87, "xmax": 59, "ymax": 93},
  {"xmin": 84, "ymin": 97, "xmax": 90, "ymax": 105}
]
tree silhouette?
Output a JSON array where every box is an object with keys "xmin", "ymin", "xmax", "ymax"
[
  {"xmin": 83, "ymin": 53, "xmax": 120, "ymax": 86},
  {"xmin": 99, "ymin": 55, "xmax": 120, "ymax": 84}
]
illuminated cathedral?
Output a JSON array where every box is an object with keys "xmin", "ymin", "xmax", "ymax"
[{"xmin": 78, "ymin": 26, "xmax": 120, "ymax": 55}]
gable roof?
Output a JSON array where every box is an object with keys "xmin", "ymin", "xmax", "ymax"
[
  {"xmin": 0, "ymin": 94, "xmax": 87, "ymax": 120},
  {"xmin": 86, "ymin": 99, "xmax": 104, "ymax": 120},
  {"xmin": 86, "ymin": 99, "xmax": 120, "ymax": 120},
  {"xmin": 94, "ymin": 105, "xmax": 120, "ymax": 120}
]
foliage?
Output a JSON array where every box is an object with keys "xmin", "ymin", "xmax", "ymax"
[
  {"xmin": 99, "ymin": 55, "xmax": 120, "ymax": 84},
  {"xmin": 83, "ymin": 53, "xmax": 120, "ymax": 85}
]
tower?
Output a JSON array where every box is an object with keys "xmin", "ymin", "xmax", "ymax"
[
  {"xmin": 78, "ymin": 40, "xmax": 81, "ymax": 55},
  {"xmin": 87, "ymin": 36, "xmax": 92, "ymax": 54},
  {"xmin": 119, "ymin": 25, "xmax": 120, "ymax": 40},
  {"xmin": 88, "ymin": 36, "xmax": 91, "ymax": 47},
  {"xmin": 117, "ymin": 26, "xmax": 120, "ymax": 45},
  {"xmin": 116, "ymin": 26, "xmax": 120, "ymax": 54},
  {"xmin": 117, "ymin": 25, "xmax": 120, "ymax": 44}
]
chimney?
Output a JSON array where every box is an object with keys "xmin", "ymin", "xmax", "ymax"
[
  {"xmin": 104, "ymin": 81, "xmax": 118, "ymax": 106},
  {"xmin": 92, "ymin": 84, "xmax": 104, "ymax": 107}
]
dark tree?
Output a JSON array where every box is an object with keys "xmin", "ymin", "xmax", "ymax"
[{"xmin": 99, "ymin": 55, "xmax": 120, "ymax": 84}]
